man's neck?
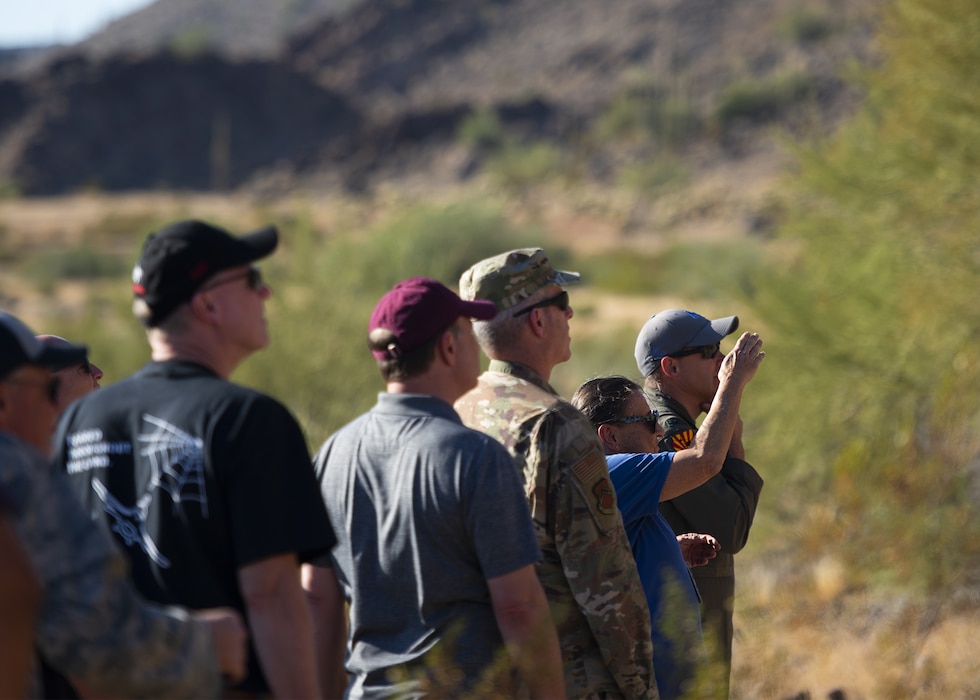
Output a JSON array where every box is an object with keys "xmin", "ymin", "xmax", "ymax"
[
  {"xmin": 149, "ymin": 332, "xmax": 239, "ymax": 380},
  {"xmin": 387, "ymin": 375, "xmax": 460, "ymax": 406},
  {"xmin": 651, "ymin": 379, "xmax": 703, "ymax": 419}
]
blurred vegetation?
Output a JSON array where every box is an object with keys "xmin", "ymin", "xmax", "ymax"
[
  {"xmin": 715, "ymin": 71, "xmax": 817, "ymax": 125},
  {"xmin": 456, "ymin": 109, "xmax": 506, "ymax": 152},
  {"xmin": 21, "ymin": 245, "xmax": 129, "ymax": 294},
  {"xmin": 778, "ymin": 8, "xmax": 837, "ymax": 44},
  {"xmin": 616, "ymin": 155, "xmax": 690, "ymax": 194},
  {"xmin": 486, "ymin": 142, "xmax": 566, "ymax": 192},
  {"xmin": 742, "ymin": 0, "xmax": 980, "ymax": 601}
]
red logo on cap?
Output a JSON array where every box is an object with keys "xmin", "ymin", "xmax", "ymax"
[{"xmin": 189, "ymin": 262, "xmax": 209, "ymax": 280}]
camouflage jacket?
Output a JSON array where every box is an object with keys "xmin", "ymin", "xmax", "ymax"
[
  {"xmin": 0, "ymin": 432, "xmax": 220, "ymax": 699},
  {"xmin": 456, "ymin": 360, "xmax": 657, "ymax": 700}
]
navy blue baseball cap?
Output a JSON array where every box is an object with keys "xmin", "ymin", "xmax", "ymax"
[
  {"xmin": 634, "ymin": 309, "xmax": 739, "ymax": 377},
  {"xmin": 132, "ymin": 219, "xmax": 278, "ymax": 327},
  {"xmin": 0, "ymin": 311, "xmax": 87, "ymax": 379}
]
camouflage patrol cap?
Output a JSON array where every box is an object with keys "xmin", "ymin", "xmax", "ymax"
[{"xmin": 459, "ymin": 248, "xmax": 580, "ymax": 312}]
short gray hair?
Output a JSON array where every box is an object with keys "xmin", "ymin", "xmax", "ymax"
[{"xmin": 472, "ymin": 286, "xmax": 552, "ymax": 356}]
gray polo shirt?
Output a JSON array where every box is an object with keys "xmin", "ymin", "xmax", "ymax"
[{"xmin": 312, "ymin": 392, "xmax": 540, "ymax": 699}]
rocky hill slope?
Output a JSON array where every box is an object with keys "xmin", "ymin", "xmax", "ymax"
[{"xmin": 0, "ymin": 0, "xmax": 880, "ymax": 197}]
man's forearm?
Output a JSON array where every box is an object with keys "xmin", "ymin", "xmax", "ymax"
[
  {"xmin": 489, "ymin": 567, "xmax": 565, "ymax": 699},
  {"xmin": 694, "ymin": 379, "xmax": 745, "ymax": 463},
  {"xmin": 302, "ymin": 564, "xmax": 348, "ymax": 699},
  {"xmin": 241, "ymin": 556, "xmax": 320, "ymax": 699},
  {"xmin": 663, "ymin": 380, "xmax": 745, "ymax": 500}
]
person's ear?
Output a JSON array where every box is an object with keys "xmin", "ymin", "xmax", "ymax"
[
  {"xmin": 188, "ymin": 292, "xmax": 218, "ymax": 323},
  {"xmin": 597, "ymin": 423, "xmax": 618, "ymax": 452},
  {"xmin": 661, "ymin": 357, "xmax": 679, "ymax": 376},
  {"xmin": 525, "ymin": 308, "xmax": 549, "ymax": 339},
  {"xmin": 437, "ymin": 328, "xmax": 456, "ymax": 367}
]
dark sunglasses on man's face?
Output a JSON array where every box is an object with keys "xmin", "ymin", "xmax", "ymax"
[
  {"xmin": 200, "ymin": 267, "xmax": 264, "ymax": 293},
  {"xmin": 514, "ymin": 290, "xmax": 570, "ymax": 317},
  {"xmin": 669, "ymin": 342, "xmax": 721, "ymax": 360}
]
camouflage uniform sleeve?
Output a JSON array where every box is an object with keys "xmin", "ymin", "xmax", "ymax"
[
  {"xmin": 543, "ymin": 408, "xmax": 658, "ymax": 699},
  {"xmin": 11, "ymin": 450, "xmax": 221, "ymax": 699}
]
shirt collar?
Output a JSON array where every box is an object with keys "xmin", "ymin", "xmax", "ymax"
[
  {"xmin": 373, "ymin": 392, "xmax": 462, "ymax": 423},
  {"xmin": 486, "ymin": 359, "xmax": 558, "ymax": 396}
]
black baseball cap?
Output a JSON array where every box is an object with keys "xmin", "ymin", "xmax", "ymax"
[
  {"xmin": 0, "ymin": 311, "xmax": 87, "ymax": 379},
  {"xmin": 132, "ymin": 219, "xmax": 278, "ymax": 327}
]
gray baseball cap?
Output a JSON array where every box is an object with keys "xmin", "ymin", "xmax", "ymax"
[
  {"xmin": 634, "ymin": 309, "xmax": 739, "ymax": 376},
  {"xmin": 459, "ymin": 248, "xmax": 580, "ymax": 312}
]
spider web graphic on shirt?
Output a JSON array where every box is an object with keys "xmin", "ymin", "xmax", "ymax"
[
  {"xmin": 137, "ymin": 414, "xmax": 209, "ymax": 518},
  {"xmin": 92, "ymin": 414, "xmax": 209, "ymax": 569},
  {"xmin": 93, "ymin": 478, "xmax": 171, "ymax": 568}
]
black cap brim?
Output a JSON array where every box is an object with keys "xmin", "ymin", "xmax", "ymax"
[
  {"xmin": 37, "ymin": 343, "xmax": 88, "ymax": 371},
  {"xmin": 235, "ymin": 226, "xmax": 279, "ymax": 265}
]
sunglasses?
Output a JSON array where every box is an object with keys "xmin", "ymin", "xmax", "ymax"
[
  {"xmin": 200, "ymin": 267, "xmax": 264, "ymax": 293},
  {"xmin": 6, "ymin": 375, "xmax": 61, "ymax": 403},
  {"xmin": 514, "ymin": 290, "xmax": 570, "ymax": 317},
  {"xmin": 600, "ymin": 410, "xmax": 660, "ymax": 432},
  {"xmin": 669, "ymin": 342, "xmax": 721, "ymax": 359}
]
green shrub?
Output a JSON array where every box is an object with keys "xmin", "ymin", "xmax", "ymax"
[
  {"xmin": 487, "ymin": 142, "xmax": 564, "ymax": 191},
  {"xmin": 715, "ymin": 73, "xmax": 816, "ymax": 124},
  {"xmin": 617, "ymin": 155, "xmax": 689, "ymax": 193},
  {"xmin": 597, "ymin": 93, "xmax": 701, "ymax": 146},
  {"xmin": 779, "ymin": 9, "xmax": 836, "ymax": 43},
  {"xmin": 456, "ymin": 110, "xmax": 506, "ymax": 152},
  {"xmin": 578, "ymin": 250, "xmax": 662, "ymax": 295},
  {"xmin": 22, "ymin": 246, "xmax": 128, "ymax": 293}
]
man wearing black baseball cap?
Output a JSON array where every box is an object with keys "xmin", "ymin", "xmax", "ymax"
[
  {"xmin": 0, "ymin": 309, "xmax": 248, "ymax": 697},
  {"xmin": 635, "ymin": 309, "xmax": 765, "ymax": 694},
  {"xmin": 53, "ymin": 220, "xmax": 335, "ymax": 698},
  {"xmin": 305, "ymin": 277, "xmax": 564, "ymax": 699},
  {"xmin": 0, "ymin": 311, "xmax": 87, "ymax": 455}
]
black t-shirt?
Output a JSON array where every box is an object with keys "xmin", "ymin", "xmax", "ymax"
[{"xmin": 54, "ymin": 360, "xmax": 334, "ymax": 692}]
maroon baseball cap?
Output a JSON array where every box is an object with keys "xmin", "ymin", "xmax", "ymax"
[
  {"xmin": 132, "ymin": 219, "xmax": 278, "ymax": 327},
  {"xmin": 369, "ymin": 277, "xmax": 498, "ymax": 361}
]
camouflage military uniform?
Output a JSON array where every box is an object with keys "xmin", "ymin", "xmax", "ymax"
[
  {"xmin": 0, "ymin": 431, "xmax": 219, "ymax": 699},
  {"xmin": 456, "ymin": 360, "xmax": 657, "ymax": 699}
]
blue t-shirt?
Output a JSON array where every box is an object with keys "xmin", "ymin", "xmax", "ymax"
[{"xmin": 607, "ymin": 452, "xmax": 704, "ymax": 699}]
